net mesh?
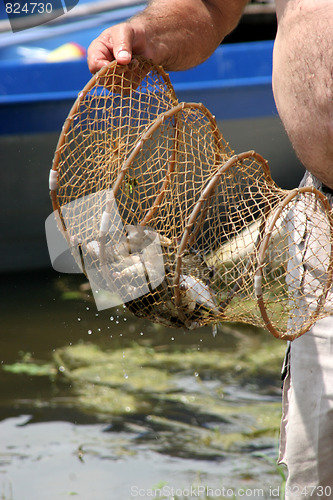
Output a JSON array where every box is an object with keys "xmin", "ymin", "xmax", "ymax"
[{"xmin": 50, "ymin": 57, "xmax": 333, "ymax": 340}]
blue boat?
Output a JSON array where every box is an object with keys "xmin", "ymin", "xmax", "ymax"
[{"xmin": 0, "ymin": 2, "xmax": 304, "ymax": 272}]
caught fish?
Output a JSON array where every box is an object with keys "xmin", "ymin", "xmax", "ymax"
[
  {"xmin": 125, "ymin": 225, "xmax": 156, "ymax": 251},
  {"xmin": 113, "ymin": 257, "xmax": 145, "ymax": 280},
  {"xmin": 85, "ymin": 225, "xmax": 170, "ymax": 264},
  {"xmin": 179, "ymin": 274, "xmax": 219, "ymax": 313},
  {"xmin": 85, "ymin": 238, "xmax": 128, "ymax": 263},
  {"xmin": 84, "ymin": 225, "xmax": 219, "ymax": 331}
]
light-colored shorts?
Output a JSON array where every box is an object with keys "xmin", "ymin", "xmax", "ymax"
[{"xmin": 278, "ymin": 172, "xmax": 333, "ymax": 499}]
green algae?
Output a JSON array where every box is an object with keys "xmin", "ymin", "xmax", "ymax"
[
  {"xmin": 2, "ymin": 311, "xmax": 286, "ymax": 460},
  {"xmin": 54, "ymin": 336, "xmax": 286, "ymax": 381},
  {"xmin": 50, "ymin": 334, "xmax": 285, "ymax": 458},
  {"xmin": 2, "ymin": 362, "xmax": 56, "ymax": 377}
]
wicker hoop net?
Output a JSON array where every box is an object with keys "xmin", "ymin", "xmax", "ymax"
[{"xmin": 50, "ymin": 57, "xmax": 333, "ymax": 340}]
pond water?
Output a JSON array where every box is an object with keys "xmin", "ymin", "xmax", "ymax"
[{"xmin": 0, "ymin": 270, "xmax": 287, "ymax": 500}]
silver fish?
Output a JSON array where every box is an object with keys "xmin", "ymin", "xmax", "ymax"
[{"xmin": 179, "ymin": 274, "xmax": 218, "ymax": 313}]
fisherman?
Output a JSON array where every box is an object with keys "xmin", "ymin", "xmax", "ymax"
[{"xmin": 87, "ymin": 1, "xmax": 333, "ymax": 497}]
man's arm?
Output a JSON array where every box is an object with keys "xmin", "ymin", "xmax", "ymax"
[{"xmin": 87, "ymin": 0, "xmax": 249, "ymax": 73}]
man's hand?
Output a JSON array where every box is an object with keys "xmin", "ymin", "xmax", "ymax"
[{"xmin": 87, "ymin": 21, "xmax": 151, "ymax": 74}]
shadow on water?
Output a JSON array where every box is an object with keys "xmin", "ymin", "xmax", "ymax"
[{"xmin": 0, "ymin": 269, "xmax": 287, "ymax": 500}]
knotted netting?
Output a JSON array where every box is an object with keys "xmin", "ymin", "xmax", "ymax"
[{"xmin": 49, "ymin": 57, "xmax": 333, "ymax": 340}]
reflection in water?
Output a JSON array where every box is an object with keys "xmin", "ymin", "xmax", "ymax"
[{"xmin": 0, "ymin": 270, "xmax": 286, "ymax": 499}]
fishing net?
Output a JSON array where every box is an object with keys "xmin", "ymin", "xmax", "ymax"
[{"xmin": 49, "ymin": 57, "xmax": 333, "ymax": 340}]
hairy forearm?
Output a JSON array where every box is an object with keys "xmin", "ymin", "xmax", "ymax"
[
  {"xmin": 87, "ymin": 0, "xmax": 249, "ymax": 73},
  {"xmin": 129, "ymin": 0, "xmax": 248, "ymax": 70}
]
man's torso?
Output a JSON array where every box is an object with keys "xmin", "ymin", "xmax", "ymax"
[{"xmin": 272, "ymin": 0, "xmax": 333, "ymax": 188}]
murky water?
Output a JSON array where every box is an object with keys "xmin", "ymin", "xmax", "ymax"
[{"xmin": 0, "ymin": 270, "xmax": 287, "ymax": 500}]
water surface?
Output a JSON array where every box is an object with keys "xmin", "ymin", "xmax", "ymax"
[{"xmin": 0, "ymin": 270, "xmax": 287, "ymax": 499}]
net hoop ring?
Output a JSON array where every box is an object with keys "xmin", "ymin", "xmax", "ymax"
[
  {"xmin": 49, "ymin": 57, "xmax": 178, "ymax": 266},
  {"xmin": 110, "ymin": 101, "xmax": 223, "ymax": 200},
  {"xmin": 255, "ymin": 186, "xmax": 333, "ymax": 340},
  {"xmin": 50, "ymin": 57, "xmax": 178, "ymax": 215},
  {"xmin": 173, "ymin": 150, "xmax": 272, "ymax": 309},
  {"xmin": 99, "ymin": 101, "xmax": 224, "ymax": 267}
]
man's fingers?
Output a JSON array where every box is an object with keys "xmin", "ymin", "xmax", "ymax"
[
  {"xmin": 87, "ymin": 40, "xmax": 113, "ymax": 74},
  {"xmin": 87, "ymin": 24, "xmax": 135, "ymax": 74},
  {"xmin": 115, "ymin": 49, "xmax": 132, "ymax": 65}
]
